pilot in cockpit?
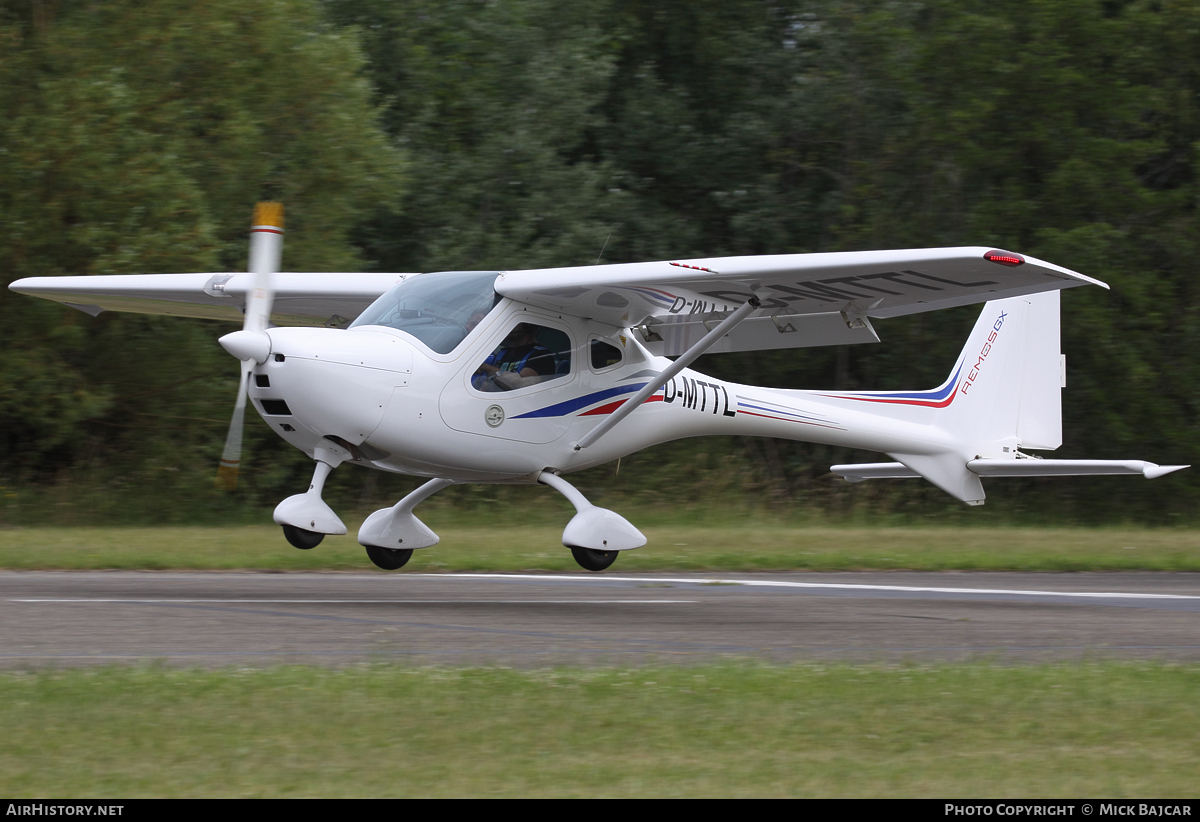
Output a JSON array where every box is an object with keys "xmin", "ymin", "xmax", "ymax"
[{"xmin": 473, "ymin": 323, "xmax": 556, "ymax": 391}]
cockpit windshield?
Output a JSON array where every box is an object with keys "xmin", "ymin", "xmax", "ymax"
[{"xmin": 349, "ymin": 271, "xmax": 501, "ymax": 354}]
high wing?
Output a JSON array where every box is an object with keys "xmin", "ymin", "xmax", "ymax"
[
  {"xmin": 10, "ymin": 248, "xmax": 1106, "ymax": 352},
  {"xmin": 8, "ymin": 272, "xmax": 409, "ymax": 327},
  {"xmin": 497, "ymin": 247, "xmax": 1107, "ymax": 356}
]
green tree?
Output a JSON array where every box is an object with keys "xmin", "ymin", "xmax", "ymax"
[
  {"xmin": 328, "ymin": 0, "xmax": 623, "ymax": 272},
  {"xmin": 327, "ymin": 0, "xmax": 1198, "ymax": 520},
  {"xmin": 4, "ymin": 0, "xmax": 1195, "ymax": 522},
  {"xmin": 0, "ymin": 0, "xmax": 402, "ymax": 518}
]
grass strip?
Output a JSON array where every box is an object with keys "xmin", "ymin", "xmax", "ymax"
[
  {"xmin": 0, "ymin": 523, "xmax": 1198, "ymax": 571},
  {"xmin": 1, "ymin": 662, "xmax": 1197, "ymax": 797}
]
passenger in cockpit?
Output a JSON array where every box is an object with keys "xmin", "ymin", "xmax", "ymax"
[{"xmin": 465, "ymin": 310, "xmax": 488, "ymax": 335}]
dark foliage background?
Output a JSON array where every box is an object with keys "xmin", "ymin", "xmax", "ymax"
[{"xmin": 1, "ymin": 0, "xmax": 1196, "ymax": 524}]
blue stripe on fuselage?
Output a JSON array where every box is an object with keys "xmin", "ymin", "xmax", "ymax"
[
  {"xmin": 836, "ymin": 364, "xmax": 963, "ymax": 401},
  {"xmin": 512, "ymin": 383, "xmax": 649, "ymax": 419}
]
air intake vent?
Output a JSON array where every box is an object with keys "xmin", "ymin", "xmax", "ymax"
[
  {"xmin": 260, "ymin": 399, "xmax": 292, "ymax": 416},
  {"xmin": 255, "ymin": 374, "xmax": 270, "ymax": 388}
]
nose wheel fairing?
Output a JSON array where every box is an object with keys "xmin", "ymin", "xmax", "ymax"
[{"xmin": 273, "ymin": 454, "xmax": 348, "ymax": 536}]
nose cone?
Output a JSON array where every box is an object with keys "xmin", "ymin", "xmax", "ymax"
[
  {"xmin": 219, "ymin": 329, "xmax": 271, "ymax": 363},
  {"xmin": 257, "ymin": 327, "xmax": 413, "ymax": 445}
]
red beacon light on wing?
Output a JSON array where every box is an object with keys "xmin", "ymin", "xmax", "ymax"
[{"xmin": 983, "ymin": 249, "xmax": 1025, "ymax": 267}]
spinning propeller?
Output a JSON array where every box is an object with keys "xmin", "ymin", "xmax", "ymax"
[{"xmin": 215, "ymin": 202, "xmax": 283, "ymax": 490}]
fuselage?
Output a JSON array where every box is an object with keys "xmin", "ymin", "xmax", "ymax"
[{"xmin": 249, "ymin": 297, "xmax": 958, "ymax": 482}]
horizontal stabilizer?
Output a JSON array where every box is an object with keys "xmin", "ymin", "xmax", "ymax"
[
  {"xmin": 967, "ymin": 459, "xmax": 1189, "ymax": 479},
  {"xmin": 830, "ymin": 463, "xmax": 921, "ymax": 482},
  {"xmin": 832, "ymin": 460, "xmax": 1189, "ymax": 482}
]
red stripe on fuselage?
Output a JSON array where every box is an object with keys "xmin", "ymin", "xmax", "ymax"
[
  {"xmin": 822, "ymin": 383, "xmax": 960, "ymax": 408},
  {"xmin": 579, "ymin": 394, "xmax": 664, "ymax": 417}
]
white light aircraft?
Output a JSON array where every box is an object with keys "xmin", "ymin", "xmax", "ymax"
[{"xmin": 10, "ymin": 203, "xmax": 1188, "ymax": 571}]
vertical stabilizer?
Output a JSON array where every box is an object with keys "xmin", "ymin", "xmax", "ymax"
[
  {"xmin": 938, "ymin": 290, "xmax": 1061, "ymax": 458},
  {"xmin": 886, "ymin": 291, "xmax": 1063, "ymax": 504}
]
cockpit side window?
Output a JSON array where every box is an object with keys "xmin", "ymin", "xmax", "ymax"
[
  {"xmin": 590, "ymin": 337, "xmax": 624, "ymax": 371},
  {"xmin": 349, "ymin": 271, "xmax": 501, "ymax": 354},
  {"xmin": 472, "ymin": 322, "xmax": 572, "ymax": 392}
]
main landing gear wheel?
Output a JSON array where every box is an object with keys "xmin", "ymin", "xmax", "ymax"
[
  {"xmin": 282, "ymin": 524, "xmax": 325, "ymax": 550},
  {"xmin": 365, "ymin": 544, "xmax": 413, "ymax": 570},
  {"xmin": 570, "ymin": 546, "xmax": 619, "ymax": 572}
]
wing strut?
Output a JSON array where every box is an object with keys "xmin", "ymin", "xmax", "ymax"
[{"xmin": 573, "ymin": 294, "xmax": 761, "ymax": 451}]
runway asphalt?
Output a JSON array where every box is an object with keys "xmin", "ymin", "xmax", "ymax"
[{"xmin": 3, "ymin": 570, "xmax": 1199, "ymax": 666}]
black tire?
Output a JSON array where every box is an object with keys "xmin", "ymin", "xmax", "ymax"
[
  {"xmin": 282, "ymin": 524, "xmax": 324, "ymax": 550},
  {"xmin": 570, "ymin": 546, "xmax": 619, "ymax": 572},
  {"xmin": 365, "ymin": 544, "xmax": 413, "ymax": 570}
]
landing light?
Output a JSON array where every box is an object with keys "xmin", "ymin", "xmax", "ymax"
[{"xmin": 984, "ymin": 250, "xmax": 1025, "ymax": 267}]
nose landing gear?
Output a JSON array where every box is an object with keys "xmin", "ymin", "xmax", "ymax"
[{"xmin": 273, "ymin": 447, "xmax": 348, "ymax": 550}]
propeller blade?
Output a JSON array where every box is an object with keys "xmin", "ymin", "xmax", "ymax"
[
  {"xmin": 216, "ymin": 359, "xmax": 253, "ymax": 491},
  {"xmin": 216, "ymin": 202, "xmax": 284, "ymax": 491},
  {"xmin": 244, "ymin": 201, "xmax": 283, "ymax": 334}
]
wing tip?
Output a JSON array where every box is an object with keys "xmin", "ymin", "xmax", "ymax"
[
  {"xmin": 8, "ymin": 277, "xmax": 41, "ymax": 294},
  {"xmin": 1144, "ymin": 464, "xmax": 1189, "ymax": 479}
]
